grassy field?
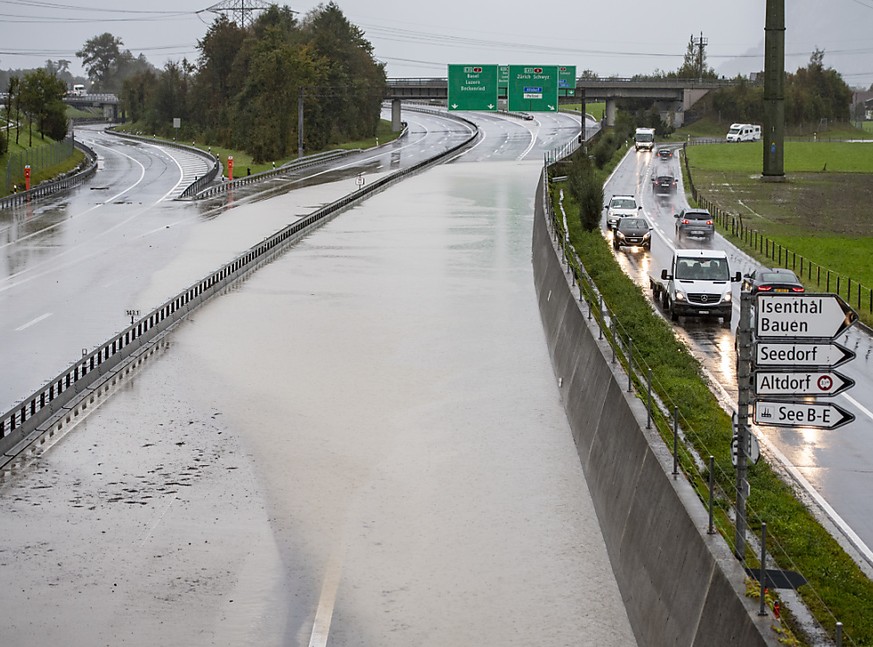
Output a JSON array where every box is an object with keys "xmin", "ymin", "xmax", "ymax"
[
  {"xmin": 681, "ymin": 132, "xmax": 873, "ymax": 321},
  {"xmin": 561, "ymin": 101, "xmax": 605, "ymax": 121}
]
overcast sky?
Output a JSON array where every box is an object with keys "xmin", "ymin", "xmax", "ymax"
[{"xmin": 2, "ymin": 0, "xmax": 872, "ymax": 88}]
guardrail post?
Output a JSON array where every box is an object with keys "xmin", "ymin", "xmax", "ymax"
[
  {"xmin": 672, "ymin": 407, "xmax": 679, "ymax": 477},
  {"xmin": 627, "ymin": 338, "xmax": 634, "ymax": 393},
  {"xmin": 598, "ymin": 296, "xmax": 604, "ymax": 340}
]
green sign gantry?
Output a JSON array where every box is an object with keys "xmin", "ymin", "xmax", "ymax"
[
  {"xmin": 507, "ymin": 65, "xmax": 559, "ymax": 112},
  {"xmin": 447, "ymin": 64, "xmax": 499, "ymax": 111}
]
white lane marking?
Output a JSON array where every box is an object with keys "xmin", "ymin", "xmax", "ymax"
[
  {"xmin": 139, "ymin": 142, "xmax": 187, "ymax": 201},
  {"xmin": 842, "ymin": 392, "xmax": 873, "ymax": 423},
  {"xmin": 137, "ymin": 495, "xmax": 178, "ymax": 547},
  {"xmin": 307, "ymin": 545, "xmax": 346, "ymax": 647},
  {"xmin": 15, "ymin": 312, "xmax": 53, "ymax": 331}
]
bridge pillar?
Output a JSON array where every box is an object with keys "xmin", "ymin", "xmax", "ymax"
[
  {"xmin": 391, "ymin": 99, "xmax": 403, "ymax": 132},
  {"xmin": 605, "ymin": 99, "xmax": 618, "ymax": 127}
]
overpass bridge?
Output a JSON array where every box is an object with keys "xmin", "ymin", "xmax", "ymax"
[
  {"xmin": 385, "ymin": 77, "xmax": 745, "ymax": 128},
  {"xmin": 63, "ymin": 94, "xmax": 119, "ymax": 121}
]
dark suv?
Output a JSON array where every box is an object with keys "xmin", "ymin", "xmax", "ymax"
[
  {"xmin": 652, "ymin": 172, "xmax": 677, "ymax": 195},
  {"xmin": 674, "ymin": 208, "xmax": 714, "ymax": 240}
]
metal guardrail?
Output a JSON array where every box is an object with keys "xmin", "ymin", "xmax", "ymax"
[
  {"xmin": 0, "ymin": 110, "xmax": 479, "ymax": 461},
  {"xmin": 190, "ymin": 148, "xmax": 360, "ymax": 199},
  {"xmin": 105, "ymin": 130, "xmax": 221, "ymax": 198},
  {"xmin": 0, "ymin": 139, "xmax": 98, "ymax": 210}
]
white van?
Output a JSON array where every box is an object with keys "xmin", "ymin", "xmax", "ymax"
[
  {"xmin": 726, "ymin": 123, "xmax": 761, "ymax": 142},
  {"xmin": 70, "ymin": 84, "xmax": 86, "ymax": 97},
  {"xmin": 634, "ymin": 127, "xmax": 656, "ymax": 151}
]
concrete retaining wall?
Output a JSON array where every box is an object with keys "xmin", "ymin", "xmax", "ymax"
[{"xmin": 531, "ymin": 178, "xmax": 778, "ymax": 646}]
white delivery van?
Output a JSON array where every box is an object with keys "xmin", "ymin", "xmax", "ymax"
[
  {"xmin": 634, "ymin": 127, "xmax": 656, "ymax": 151},
  {"xmin": 726, "ymin": 123, "xmax": 761, "ymax": 142},
  {"xmin": 70, "ymin": 84, "xmax": 86, "ymax": 96}
]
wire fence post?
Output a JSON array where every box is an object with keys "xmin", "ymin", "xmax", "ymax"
[
  {"xmin": 707, "ymin": 455, "xmax": 715, "ymax": 534},
  {"xmin": 672, "ymin": 406, "xmax": 679, "ymax": 477},
  {"xmin": 646, "ymin": 368, "xmax": 652, "ymax": 429},
  {"xmin": 758, "ymin": 522, "xmax": 768, "ymax": 616},
  {"xmin": 627, "ymin": 338, "xmax": 634, "ymax": 393}
]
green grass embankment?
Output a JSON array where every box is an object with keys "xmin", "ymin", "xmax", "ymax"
[{"xmin": 550, "ymin": 144, "xmax": 873, "ymax": 645}]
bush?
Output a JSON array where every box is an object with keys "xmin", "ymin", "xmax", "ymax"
[{"xmin": 568, "ymin": 154, "xmax": 603, "ymax": 231}]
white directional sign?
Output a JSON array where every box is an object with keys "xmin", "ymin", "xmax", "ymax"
[
  {"xmin": 756, "ymin": 293, "xmax": 858, "ymax": 339},
  {"xmin": 754, "ymin": 341, "xmax": 855, "ymax": 368},
  {"xmin": 753, "ymin": 370, "xmax": 854, "ymax": 397},
  {"xmin": 754, "ymin": 400, "xmax": 855, "ymax": 429}
]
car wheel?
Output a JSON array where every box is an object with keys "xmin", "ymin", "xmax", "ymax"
[
  {"xmin": 723, "ymin": 311, "xmax": 733, "ymax": 326},
  {"xmin": 661, "ymin": 291, "xmax": 669, "ymax": 311},
  {"xmin": 668, "ymin": 299, "xmax": 678, "ymax": 321}
]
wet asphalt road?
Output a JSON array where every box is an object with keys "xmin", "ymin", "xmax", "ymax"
[
  {"xmin": 603, "ymin": 145, "xmax": 873, "ymax": 570},
  {"xmin": 0, "ymin": 111, "xmax": 637, "ymax": 645},
  {"xmin": 0, "ymin": 113, "xmax": 473, "ymax": 412}
]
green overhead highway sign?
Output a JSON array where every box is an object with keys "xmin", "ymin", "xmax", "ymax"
[
  {"xmin": 447, "ymin": 64, "xmax": 499, "ymax": 111},
  {"xmin": 558, "ymin": 65, "xmax": 576, "ymax": 97},
  {"xmin": 508, "ymin": 65, "xmax": 559, "ymax": 112}
]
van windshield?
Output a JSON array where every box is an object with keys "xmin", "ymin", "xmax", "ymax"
[
  {"xmin": 675, "ymin": 257, "xmax": 729, "ymax": 281},
  {"xmin": 728, "ymin": 127, "xmax": 741, "ymax": 135},
  {"xmin": 636, "ymin": 133, "xmax": 653, "ymax": 142}
]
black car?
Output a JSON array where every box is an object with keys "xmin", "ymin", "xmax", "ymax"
[
  {"xmin": 652, "ymin": 172, "xmax": 677, "ymax": 195},
  {"xmin": 743, "ymin": 268, "xmax": 805, "ymax": 294},
  {"xmin": 674, "ymin": 209, "xmax": 714, "ymax": 240},
  {"xmin": 656, "ymin": 147, "xmax": 673, "ymax": 160},
  {"xmin": 612, "ymin": 216, "xmax": 652, "ymax": 251}
]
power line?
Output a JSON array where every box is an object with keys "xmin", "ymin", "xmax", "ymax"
[{"xmin": 204, "ymin": 0, "xmax": 276, "ymax": 29}]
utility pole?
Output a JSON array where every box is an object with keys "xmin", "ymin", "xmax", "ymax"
[
  {"xmin": 763, "ymin": 0, "xmax": 785, "ymax": 179},
  {"xmin": 695, "ymin": 32, "xmax": 708, "ymax": 80},
  {"xmin": 205, "ymin": 0, "xmax": 276, "ymax": 29}
]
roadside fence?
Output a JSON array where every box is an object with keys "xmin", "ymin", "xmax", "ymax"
[
  {"xmin": 0, "ymin": 138, "xmax": 97, "ymax": 210},
  {"xmin": 682, "ymin": 142, "xmax": 873, "ymax": 317},
  {"xmin": 543, "ymin": 146, "xmax": 856, "ymax": 644}
]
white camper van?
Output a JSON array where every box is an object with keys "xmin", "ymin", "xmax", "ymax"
[
  {"xmin": 70, "ymin": 84, "xmax": 86, "ymax": 97},
  {"xmin": 726, "ymin": 123, "xmax": 761, "ymax": 142}
]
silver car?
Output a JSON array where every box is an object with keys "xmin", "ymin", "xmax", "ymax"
[{"xmin": 674, "ymin": 208, "xmax": 714, "ymax": 240}]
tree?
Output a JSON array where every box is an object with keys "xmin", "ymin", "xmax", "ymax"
[
  {"xmin": 19, "ymin": 69, "xmax": 68, "ymax": 143},
  {"xmin": 676, "ymin": 33, "xmax": 716, "ymax": 79},
  {"xmin": 785, "ymin": 49, "xmax": 852, "ymax": 127},
  {"xmin": 569, "ymin": 154, "xmax": 603, "ymax": 231},
  {"xmin": 77, "ymin": 33, "xmax": 123, "ymax": 91}
]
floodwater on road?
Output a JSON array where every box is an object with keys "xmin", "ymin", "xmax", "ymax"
[{"xmin": 0, "ymin": 161, "xmax": 636, "ymax": 646}]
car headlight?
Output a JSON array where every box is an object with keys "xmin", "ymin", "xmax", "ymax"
[
  {"xmin": 642, "ymin": 232, "xmax": 651, "ymax": 240},
  {"xmin": 616, "ymin": 231, "xmax": 625, "ymax": 239},
  {"xmin": 723, "ymin": 292, "xmax": 732, "ymax": 303},
  {"xmin": 674, "ymin": 290, "xmax": 686, "ymax": 301}
]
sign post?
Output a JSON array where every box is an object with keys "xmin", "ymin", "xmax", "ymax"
[
  {"xmin": 24, "ymin": 165, "xmax": 31, "ymax": 192},
  {"xmin": 227, "ymin": 155, "xmax": 234, "ymax": 182},
  {"xmin": 736, "ymin": 290, "xmax": 858, "ymax": 561}
]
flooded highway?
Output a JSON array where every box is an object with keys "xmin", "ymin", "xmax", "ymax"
[{"xmin": 0, "ymin": 113, "xmax": 637, "ymax": 645}]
